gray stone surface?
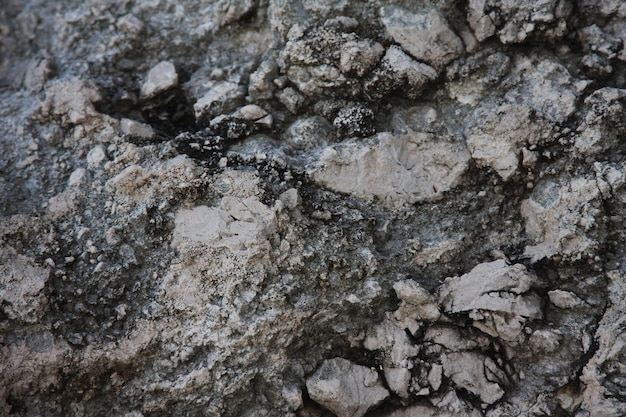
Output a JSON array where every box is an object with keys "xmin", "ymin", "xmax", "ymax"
[{"xmin": 2, "ymin": 0, "xmax": 626, "ymax": 416}]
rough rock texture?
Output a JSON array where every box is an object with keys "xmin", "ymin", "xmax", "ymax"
[
  {"xmin": 312, "ymin": 130, "xmax": 471, "ymax": 206},
  {"xmin": 2, "ymin": 0, "xmax": 626, "ymax": 417},
  {"xmin": 306, "ymin": 358, "xmax": 389, "ymax": 417}
]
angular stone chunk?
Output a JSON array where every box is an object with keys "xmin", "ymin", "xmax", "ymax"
[
  {"xmin": 548, "ymin": 289, "xmax": 585, "ymax": 309},
  {"xmin": 575, "ymin": 88, "xmax": 626, "ymax": 157},
  {"xmin": 248, "ymin": 59, "xmax": 278, "ymax": 101},
  {"xmin": 0, "ymin": 246, "xmax": 49, "ymax": 323},
  {"xmin": 141, "ymin": 61, "xmax": 178, "ymax": 99},
  {"xmin": 339, "ymin": 40, "xmax": 384, "ymax": 76},
  {"xmin": 379, "ymin": 5, "xmax": 464, "ymax": 70},
  {"xmin": 466, "ymin": 104, "xmax": 553, "ymax": 181},
  {"xmin": 467, "ymin": 0, "xmax": 497, "ymax": 42},
  {"xmin": 438, "ymin": 260, "xmax": 542, "ymax": 342},
  {"xmin": 286, "ymin": 64, "xmax": 346, "ymax": 96},
  {"xmin": 306, "ymin": 358, "xmax": 389, "ymax": 417},
  {"xmin": 120, "ymin": 118, "xmax": 154, "ymax": 139},
  {"xmin": 521, "ymin": 177, "xmax": 603, "ymax": 261},
  {"xmin": 171, "ymin": 195, "xmax": 277, "ymax": 254},
  {"xmin": 439, "ymin": 260, "xmax": 542, "ymax": 318},
  {"xmin": 424, "ymin": 325, "xmax": 491, "ymax": 352},
  {"xmin": 312, "ymin": 130, "xmax": 470, "ymax": 206},
  {"xmin": 36, "ymin": 79, "xmax": 103, "ymax": 127},
  {"xmin": 393, "ymin": 280, "xmax": 441, "ymax": 322},
  {"xmin": 504, "ymin": 57, "xmax": 588, "ymax": 123},
  {"xmin": 193, "ymin": 81, "xmax": 245, "ymax": 122},
  {"xmin": 364, "ymin": 319, "xmax": 418, "ymax": 398},
  {"xmin": 382, "ymin": 46, "xmax": 438, "ymax": 94},
  {"xmin": 441, "ymin": 352, "xmax": 505, "ymax": 405}
]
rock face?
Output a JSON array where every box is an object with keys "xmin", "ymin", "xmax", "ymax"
[{"xmin": 2, "ymin": 0, "xmax": 626, "ymax": 416}]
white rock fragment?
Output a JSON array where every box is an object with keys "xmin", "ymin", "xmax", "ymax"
[
  {"xmin": 380, "ymin": 390, "xmax": 482, "ymax": 416},
  {"xmin": 276, "ymin": 87, "xmax": 305, "ymax": 114},
  {"xmin": 439, "ymin": 260, "xmax": 541, "ymax": 316},
  {"xmin": 283, "ymin": 116, "xmax": 332, "ymax": 152},
  {"xmin": 548, "ymin": 289, "xmax": 585, "ymax": 309},
  {"xmin": 339, "ymin": 40, "xmax": 384, "ymax": 76},
  {"xmin": 379, "ymin": 5, "xmax": 464, "ymax": 70},
  {"xmin": 248, "ymin": 59, "xmax": 278, "ymax": 100},
  {"xmin": 466, "ymin": 104, "xmax": 553, "ymax": 180},
  {"xmin": 231, "ymin": 104, "xmax": 273, "ymax": 128},
  {"xmin": 47, "ymin": 192, "xmax": 76, "ymax": 220},
  {"xmin": 87, "ymin": 145, "xmax": 108, "ymax": 169},
  {"xmin": 37, "ymin": 79, "xmax": 102, "ymax": 127},
  {"xmin": 0, "ymin": 247, "xmax": 49, "ymax": 323},
  {"xmin": 364, "ymin": 319, "xmax": 419, "ymax": 362},
  {"xmin": 120, "ymin": 118, "xmax": 155, "ymax": 139},
  {"xmin": 140, "ymin": 61, "xmax": 178, "ymax": 99},
  {"xmin": 385, "ymin": 367, "xmax": 411, "ymax": 399},
  {"xmin": 364, "ymin": 319, "xmax": 418, "ymax": 398},
  {"xmin": 428, "ymin": 364, "xmax": 443, "ymax": 391},
  {"xmin": 278, "ymin": 188, "xmax": 301, "ymax": 210},
  {"xmin": 306, "ymin": 358, "xmax": 389, "ymax": 417},
  {"xmin": 438, "ymin": 260, "xmax": 542, "ymax": 342},
  {"xmin": 170, "ymin": 205, "xmax": 226, "ymax": 246},
  {"xmin": 467, "ymin": 0, "xmax": 497, "ymax": 41},
  {"xmin": 106, "ymin": 165, "xmax": 152, "ymax": 196},
  {"xmin": 281, "ymin": 384, "xmax": 303, "ymax": 411},
  {"xmin": 505, "ymin": 57, "xmax": 589, "ymax": 123},
  {"xmin": 363, "ymin": 281, "xmax": 441, "ymax": 398},
  {"xmin": 521, "ymin": 147, "xmax": 538, "ymax": 168},
  {"xmin": 194, "ymin": 81, "xmax": 244, "ymax": 122},
  {"xmin": 382, "ymin": 46, "xmax": 438, "ymax": 93},
  {"xmin": 521, "ymin": 176, "xmax": 603, "ymax": 261},
  {"xmin": 575, "ymin": 88, "xmax": 626, "ymax": 157},
  {"xmin": 286, "ymin": 64, "xmax": 346, "ymax": 96},
  {"xmin": 68, "ymin": 167, "xmax": 86, "ymax": 187},
  {"xmin": 393, "ymin": 280, "xmax": 441, "ymax": 322},
  {"xmin": 312, "ymin": 130, "xmax": 470, "ymax": 206},
  {"xmin": 378, "ymin": 405, "xmax": 439, "ymax": 417},
  {"xmin": 441, "ymin": 352, "xmax": 506, "ymax": 405},
  {"xmin": 171, "ymin": 195, "xmax": 277, "ymax": 254}
]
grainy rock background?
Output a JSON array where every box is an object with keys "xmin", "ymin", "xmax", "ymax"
[{"xmin": 1, "ymin": 0, "xmax": 626, "ymax": 416}]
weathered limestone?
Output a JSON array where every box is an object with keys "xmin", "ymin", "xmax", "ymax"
[
  {"xmin": 379, "ymin": 5, "xmax": 464, "ymax": 70},
  {"xmin": 521, "ymin": 176, "xmax": 604, "ymax": 261},
  {"xmin": 140, "ymin": 61, "xmax": 178, "ymax": 99},
  {"xmin": 439, "ymin": 260, "xmax": 542, "ymax": 342},
  {"xmin": 306, "ymin": 358, "xmax": 390, "ymax": 417},
  {"xmin": 466, "ymin": 104, "xmax": 553, "ymax": 180},
  {"xmin": 467, "ymin": 0, "xmax": 571, "ymax": 44},
  {"xmin": 194, "ymin": 81, "xmax": 245, "ymax": 122},
  {"xmin": 0, "ymin": 246, "xmax": 49, "ymax": 323},
  {"xmin": 312, "ymin": 130, "xmax": 470, "ymax": 206}
]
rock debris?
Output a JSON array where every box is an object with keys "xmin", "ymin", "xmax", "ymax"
[{"xmin": 1, "ymin": 0, "xmax": 626, "ymax": 416}]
